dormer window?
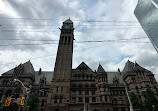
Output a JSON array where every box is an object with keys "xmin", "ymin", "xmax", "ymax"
[
  {"xmin": 39, "ymin": 77, "xmax": 46, "ymax": 87},
  {"xmin": 113, "ymin": 78, "xmax": 119, "ymax": 86}
]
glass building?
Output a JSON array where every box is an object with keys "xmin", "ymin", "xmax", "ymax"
[{"xmin": 134, "ymin": 0, "xmax": 158, "ymax": 52}]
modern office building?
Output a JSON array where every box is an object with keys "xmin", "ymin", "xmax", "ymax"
[
  {"xmin": 0, "ymin": 19, "xmax": 157, "ymax": 111},
  {"xmin": 134, "ymin": 0, "xmax": 158, "ymax": 52}
]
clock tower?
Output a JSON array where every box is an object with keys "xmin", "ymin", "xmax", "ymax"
[{"xmin": 46, "ymin": 19, "xmax": 74, "ymax": 111}]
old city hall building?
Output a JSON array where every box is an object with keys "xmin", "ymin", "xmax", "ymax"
[{"xmin": 0, "ymin": 19, "xmax": 157, "ymax": 111}]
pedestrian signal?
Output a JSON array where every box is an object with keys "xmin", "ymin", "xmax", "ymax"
[{"xmin": 5, "ymin": 98, "xmax": 12, "ymax": 106}]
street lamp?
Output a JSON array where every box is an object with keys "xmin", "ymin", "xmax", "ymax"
[
  {"xmin": 123, "ymin": 80, "xmax": 134, "ymax": 111},
  {"xmin": 118, "ymin": 68, "xmax": 134, "ymax": 111},
  {"xmin": 13, "ymin": 78, "xmax": 32, "ymax": 111}
]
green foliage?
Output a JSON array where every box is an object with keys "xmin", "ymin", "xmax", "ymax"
[
  {"xmin": 129, "ymin": 92, "xmax": 144, "ymax": 111},
  {"xmin": 14, "ymin": 86, "xmax": 21, "ymax": 98},
  {"xmin": 28, "ymin": 90, "xmax": 39, "ymax": 111},
  {"xmin": 144, "ymin": 88, "xmax": 158, "ymax": 111}
]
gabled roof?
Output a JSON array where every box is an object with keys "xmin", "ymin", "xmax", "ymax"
[
  {"xmin": 122, "ymin": 60, "xmax": 134, "ymax": 73},
  {"xmin": 133, "ymin": 62, "xmax": 150, "ymax": 72},
  {"xmin": 123, "ymin": 60, "xmax": 151, "ymax": 73},
  {"xmin": 97, "ymin": 64, "xmax": 106, "ymax": 73},
  {"xmin": 76, "ymin": 62, "xmax": 93, "ymax": 72},
  {"xmin": 34, "ymin": 71, "xmax": 53, "ymax": 85},
  {"xmin": 63, "ymin": 18, "xmax": 73, "ymax": 23},
  {"xmin": 3, "ymin": 60, "xmax": 35, "ymax": 75}
]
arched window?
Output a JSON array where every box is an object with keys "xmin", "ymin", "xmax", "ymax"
[
  {"xmin": 82, "ymin": 74, "xmax": 85, "ymax": 79},
  {"xmin": 86, "ymin": 75, "xmax": 89, "ymax": 79},
  {"xmin": 56, "ymin": 87, "xmax": 58, "ymax": 92},
  {"xmin": 61, "ymin": 87, "xmax": 63, "ymax": 92},
  {"xmin": 78, "ymin": 75, "xmax": 81, "ymax": 79},
  {"xmin": 41, "ymin": 99, "xmax": 45, "ymax": 106},
  {"xmin": 59, "ymin": 96, "xmax": 63, "ymax": 103},
  {"xmin": 54, "ymin": 96, "xmax": 58, "ymax": 103},
  {"xmin": 64, "ymin": 36, "xmax": 67, "ymax": 45},
  {"xmin": 68, "ymin": 36, "xmax": 71, "ymax": 45}
]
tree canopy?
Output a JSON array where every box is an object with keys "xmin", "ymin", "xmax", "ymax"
[
  {"xmin": 27, "ymin": 91, "xmax": 39, "ymax": 111},
  {"xmin": 144, "ymin": 88, "xmax": 158, "ymax": 111}
]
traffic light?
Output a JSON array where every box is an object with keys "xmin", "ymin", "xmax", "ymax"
[
  {"xmin": 21, "ymin": 96, "xmax": 25, "ymax": 105},
  {"xmin": 17, "ymin": 98, "xmax": 21, "ymax": 105},
  {"xmin": 5, "ymin": 98, "xmax": 12, "ymax": 106}
]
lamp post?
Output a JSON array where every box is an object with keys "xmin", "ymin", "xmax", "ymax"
[
  {"xmin": 123, "ymin": 80, "xmax": 134, "ymax": 111},
  {"xmin": 118, "ymin": 68, "xmax": 134, "ymax": 111},
  {"xmin": 13, "ymin": 78, "xmax": 32, "ymax": 111}
]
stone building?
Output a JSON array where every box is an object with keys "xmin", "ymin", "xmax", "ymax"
[{"xmin": 0, "ymin": 19, "xmax": 157, "ymax": 111}]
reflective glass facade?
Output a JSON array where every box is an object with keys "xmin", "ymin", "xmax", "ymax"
[{"xmin": 134, "ymin": 0, "xmax": 158, "ymax": 52}]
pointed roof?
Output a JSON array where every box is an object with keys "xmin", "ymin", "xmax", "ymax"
[
  {"xmin": 3, "ymin": 60, "xmax": 35, "ymax": 75},
  {"xmin": 63, "ymin": 18, "xmax": 73, "ymax": 23},
  {"xmin": 76, "ymin": 62, "xmax": 93, "ymax": 72},
  {"xmin": 97, "ymin": 64, "xmax": 106, "ymax": 73},
  {"xmin": 123, "ymin": 60, "xmax": 134, "ymax": 73},
  {"xmin": 133, "ymin": 62, "xmax": 148, "ymax": 71}
]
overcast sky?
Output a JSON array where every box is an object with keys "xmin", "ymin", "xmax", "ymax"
[{"xmin": 0, "ymin": 0, "xmax": 158, "ymax": 81}]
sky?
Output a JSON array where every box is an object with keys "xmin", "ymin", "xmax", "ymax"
[{"xmin": 0, "ymin": 0, "xmax": 158, "ymax": 81}]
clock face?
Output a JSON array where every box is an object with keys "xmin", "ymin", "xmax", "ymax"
[{"xmin": 64, "ymin": 25, "xmax": 71, "ymax": 29}]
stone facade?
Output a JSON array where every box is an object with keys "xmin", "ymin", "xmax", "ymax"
[{"xmin": 0, "ymin": 19, "xmax": 157, "ymax": 111}]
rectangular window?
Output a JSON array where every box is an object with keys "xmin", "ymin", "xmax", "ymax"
[
  {"xmin": 121, "ymin": 108, "xmax": 125, "ymax": 111},
  {"xmin": 85, "ymin": 91, "xmax": 89, "ymax": 95},
  {"xmin": 61, "ymin": 87, "xmax": 63, "ymax": 92},
  {"xmin": 92, "ymin": 91, "xmax": 95, "ymax": 95},
  {"xmin": 56, "ymin": 87, "xmax": 58, "ymax": 92},
  {"xmin": 79, "ymin": 98, "xmax": 83, "ymax": 102},
  {"xmin": 72, "ymin": 90, "xmax": 76, "ymax": 94},
  {"xmin": 78, "ymin": 91, "xmax": 82, "ymax": 95},
  {"xmin": 72, "ymin": 97, "xmax": 76, "ymax": 103},
  {"xmin": 85, "ymin": 97, "xmax": 89, "ymax": 103},
  {"xmin": 105, "ymin": 95, "xmax": 107, "ymax": 102},
  {"xmin": 92, "ymin": 97, "xmax": 96, "ymax": 102},
  {"xmin": 54, "ymin": 99, "xmax": 57, "ymax": 103}
]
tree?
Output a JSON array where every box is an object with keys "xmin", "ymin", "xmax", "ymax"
[
  {"xmin": 129, "ymin": 92, "xmax": 144, "ymax": 111},
  {"xmin": 14, "ymin": 86, "xmax": 21, "ymax": 98},
  {"xmin": 27, "ymin": 91, "xmax": 39, "ymax": 111},
  {"xmin": 144, "ymin": 88, "xmax": 158, "ymax": 111}
]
